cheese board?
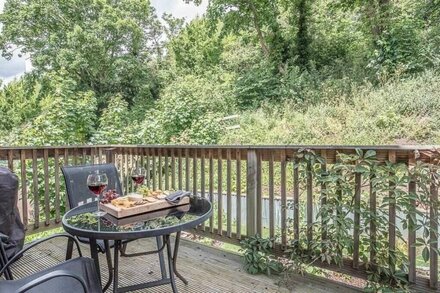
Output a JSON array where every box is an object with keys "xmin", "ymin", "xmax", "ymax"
[
  {"xmin": 99, "ymin": 191, "xmax": 190, "ymax": 219},
  {"xmin": 104, "ymin": 204, "xmax": 190, "ymax": 226}
]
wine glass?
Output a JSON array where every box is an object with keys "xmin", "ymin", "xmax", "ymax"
[
  {"xmin": 131, "ymin": 167, "xmax": 146, "ymax": 193},
  {"xmin": 87, "ymin": 171, "xmax": 108, "ymax": 217}
]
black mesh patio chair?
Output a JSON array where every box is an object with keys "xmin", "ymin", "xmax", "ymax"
[
  {"xmin": 61, "ymin": 164, "xmax": 167, "ymax": 289},
  {"xmin": 0, "ymin": 233, "xmax": 101, "ymax": 293}
]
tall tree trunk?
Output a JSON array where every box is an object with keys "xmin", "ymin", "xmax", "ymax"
[
  {"xmin": 295, "ymin": 0, "xmax": 309, "ymax": 68},
  {"xmin": 368, "ymin": 0, "xmax": 391, "ymax": 43},
  {"xmin": 246, "ymin": 0, "xmax": 271, "ymax": 57}
]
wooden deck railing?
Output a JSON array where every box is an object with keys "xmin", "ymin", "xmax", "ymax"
[{"xmin": 1, "ymin": 145, "xmax": 439, "ymax": 290}]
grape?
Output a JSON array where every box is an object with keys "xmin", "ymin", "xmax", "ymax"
[{"xmin": 100, "ymin": 189, "xmax": 120, "ymax": 204}]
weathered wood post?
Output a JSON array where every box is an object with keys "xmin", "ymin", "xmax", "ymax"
[
  {"xmin": 105, "ymin": 147, "xmax": 116, "ymax": 164},
  {"xmin": 246, "ymin": 149, "xmax": 257, "ymax": 236}
]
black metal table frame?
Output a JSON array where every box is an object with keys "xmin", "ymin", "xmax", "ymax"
[
  {"xmin": 63, "ymin": 199, "xmax": 212, "ymax": 293},
  {"xmin": 84, "ymin": 231, "xmax": 187, "ymax": 293}
]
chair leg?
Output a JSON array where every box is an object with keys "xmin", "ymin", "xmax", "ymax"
[
  {"xmin": 156, "ymin": 236, "xmax": 167, "ymax": 279},
  {"xmin": 0, "ymin": 244, "xmax": 12, "ymax": 280},
  {"xmin": 120, "ymin": 242, "xmax": 128, "ymax": 256},
  {"xmin": 65, "ymin": 237, "xmax": 74, "ymax": 260}
]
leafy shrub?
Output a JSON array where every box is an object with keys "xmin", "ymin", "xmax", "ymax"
[{"xmin": 240, "ymin": 235, "xmax": 283, "ymax": 275}]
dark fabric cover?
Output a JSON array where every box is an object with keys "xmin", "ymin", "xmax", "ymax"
[
  {"xmin": 0, "ymin": 257, "xmax": 102, "ymax": 293},
  {"xmin": 61, "ymin": 164, "xmax": 123, "ymax": 209},
  {"xmin": 0, "ymin": 167, "xmax": 25, "ymax": 259}
]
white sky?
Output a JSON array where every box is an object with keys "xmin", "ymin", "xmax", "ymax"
[{"xmin": 0, "ymin": 0, "xmax": 207, "ymax": 82}]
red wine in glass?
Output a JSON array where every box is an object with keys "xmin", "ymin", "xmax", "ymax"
[
  {"xmin": 88, "ymin": 183, "xmax": 108, "ymax": 196},
  {"xmin": 131, "ymin": 167, "xmax": 146, "ymax": 192},
  {"xmin": 131, "ymin": 175, "xmax": 145, "ymax": 185},
  {"xmin": 87, "ymin": 172, "xmax": 108, "ymax": 217}
]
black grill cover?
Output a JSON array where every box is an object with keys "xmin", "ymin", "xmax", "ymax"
[{"xmin": 0, "ymin": 167, "xmax": 25, "ymax": 258}]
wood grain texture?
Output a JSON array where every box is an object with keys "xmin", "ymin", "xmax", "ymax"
[{"xmin": 100, "ymin": 197, "xmax": 190, "ymax": 219}]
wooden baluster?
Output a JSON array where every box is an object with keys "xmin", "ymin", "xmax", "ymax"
[
  {"xmin": 32, "ymin": 150, "xmax": 39, "ymax": 229},
  {"xmin": 320, "ymin": 150, "xmax": 328, "ymax": 251},
  {"xmin": 408, "ymin": 153, "xmax": 416, "ymax": 284},
  {"xmin": 64, "ymin": 148, "xmax": 69, "ymax": 166},
  {"xmin": 388, "ymin": 151, "xmax": 397, "ymax": 272},
  {"xmin": 73, "ymin": 148, "xmax": 78, "ymax": 165},
  {"xmin": 293, "ymin": 158, "xmax": 300, "ymax": 241},
  {"xmin": 152, "ymin": 149, "xmax": 157, "ymax": 190},
  {"xmin": 157, "ymin": 148, "xmax": 163, "ymax": 190},
  {"xmin": 165, "ymin": 149, "xmax": 169, "ymax": 191},
  {"xmin": 268, "ymin": 152, "xmax": 275, "ymax": 239},
  {"xmin": 7, "ymin": 150, "xmax": 13, "ymax": 171},
  {"xmin": 129, "ymin": 148, "xmax": 134, "ymax": 193},
  {"xmin": 140, "ymin": 148, "xmax": 145, "ymax": 170},
  {"xmin": 209, "ymin": 149, "xmax": 214, "ymax": 233},
  {"xmin": 82, "ymin": 148, "xmax": 87, "ymax": 164},
  {"xmin": 236, "ymin": 149, "xmax": 242, "ymax": 240},
  {"xmin": 54, "ymin": 149, "xmax": 61, "ymax": 223},
  {"xmin": 185, "ymin": 149, "xmax": 190, "ymax": 191},
  {"xmin": 171, "ymin": 149, "xmax": 176, "ymax": 190},
  {"xmin": 98, "ymin": 148, "xmax": 103, "ymax": 164},
  {"xmin": 193, "ymin": 149, "xmax": 197, "ymax": 196},
  {"xmin": 281, "ymin": 151, "xmax": 287, "ymax": 245},
  {"xmin": 20, "ymin": 150, "xmax": 28, "ymax": 228},
  {"xmin": 217, "ymin": 148, "xmax": 223, "ymax": 235},
  {"xmin": 64, "ymin": 149, "xmax": 70, "ymax": 210},
  {"xmin": 430, "ymin": 162, "xmax": 438, "ymax": 289},
  {"xmin": 370, "ymin": 172, "xmax": 377, "ymax": 269},
  {"xmin": 353, "ymin": 171, "xmax": 362, "ymax": 268},
  {"xmin": 43, "ymin": 149, "xmax": 50, "ymax": 226},
  {"xmin": 226, "ymin": 149, "xmax": 232, "ymax": 238},
  {"xmin": 306, "ymin": 160, "xmax": 313, "ymax": 245},
  {"xmin": 200, "ymin": 149, "xmax": 206, "ymax": 199},
  {"xmin": 178, "ymin": 149, "xmax": 183, "ymax": 190},
  {"xmin": 200, "ymin": 149, "xmax": 206, "ymax": 230},
  {"xmin": 120, "ymin": 150, "xmax": 126, "ymax": 193},
  {"xmin": 90, "ymin": 147, "xmax": 95, "ymax": 164},
  {"xmin": 125, "ymin": 150, "xmax": 129, "ymax": 193},
  {"xmin": 145, "ymin": 148, "xmax": 150, "ymax": 189}
]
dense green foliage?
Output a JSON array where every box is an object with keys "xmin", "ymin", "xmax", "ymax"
[{"xmin": 1, "ymin": 0, "xmax": 439, "ymax": 146}]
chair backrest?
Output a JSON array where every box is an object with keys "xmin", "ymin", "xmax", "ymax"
[{"xmin": 61, "ymin": 164, "xmax": 123, "ymax": 209}]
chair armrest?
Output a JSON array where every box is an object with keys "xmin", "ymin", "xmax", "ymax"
[
  {"xmin": 16, "ymin": 269, "xmax": 88, "ymax": 293},
  {"xmin": 0, "ymin": 233, "xmax": 83, "ymax": 277}
]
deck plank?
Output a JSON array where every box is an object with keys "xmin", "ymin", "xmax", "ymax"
[{"xmin": 10, "ymin": 237, "xmax": 361, "ymax": 292}]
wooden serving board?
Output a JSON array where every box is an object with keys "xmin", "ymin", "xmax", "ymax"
[
  {"xmin": 104, "ymin": 204, "xmax": 190, "ymax": 226},
  {"xmin": 99, "ymin": 196, "xmax": 190, "ymax": 219}
]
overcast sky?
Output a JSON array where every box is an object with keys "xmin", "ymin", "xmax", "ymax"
[{"xmin": 0, "ymin": 0, "xmax": 207, "ymax": 83}]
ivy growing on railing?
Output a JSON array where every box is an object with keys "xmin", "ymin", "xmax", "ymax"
[{"xmin": 283, "ymin": 148, "xmax": 440, "ymax": 291}]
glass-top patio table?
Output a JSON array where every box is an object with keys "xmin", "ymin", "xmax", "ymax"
[{"xmin": 62, "ymin": 196, "xmax": 212, "ymax": 293}]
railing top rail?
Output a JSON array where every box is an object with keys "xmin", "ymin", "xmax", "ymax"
[{"xmin": 1, "ymin": 144, "xmax": 439, "ymax": 151}]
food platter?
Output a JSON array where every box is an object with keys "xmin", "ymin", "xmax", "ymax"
[{"xmin": 99, "ymin": 189, "xmax": 190, "ymax": 218}]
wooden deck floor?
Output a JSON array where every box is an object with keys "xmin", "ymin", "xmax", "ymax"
[{"xmin": 9, "ymin": 236, "xmax": 360, "ymax": 293}]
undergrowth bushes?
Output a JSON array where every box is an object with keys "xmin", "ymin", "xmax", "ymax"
[{"xmin": 221, "ymin": 70, "xmax": 440, "ymax": 145}]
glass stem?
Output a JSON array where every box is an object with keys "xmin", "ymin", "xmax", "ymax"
[{"xmin": 97, "ymin": 192, "xmax": 101, "ymax": 215}]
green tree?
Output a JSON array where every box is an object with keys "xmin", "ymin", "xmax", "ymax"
[
  {"xmin": 0, "ymin": 0, "xmax": 163, "ymax": 107},
  {"xmin": 6, "ymin": 74, "xmax": 97, "ymax": 146}
]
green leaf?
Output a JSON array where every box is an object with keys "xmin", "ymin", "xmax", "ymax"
[{"xmin": 422, "ymin": 247, "xmax": 430, "ymax": 262}]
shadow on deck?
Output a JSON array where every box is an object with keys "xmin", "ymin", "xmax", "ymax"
[{"xmin": 9, "ymin": 236, "xmax": 360, "ymax": 292}]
